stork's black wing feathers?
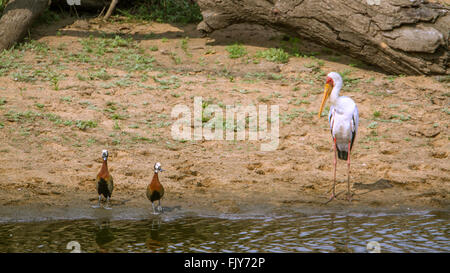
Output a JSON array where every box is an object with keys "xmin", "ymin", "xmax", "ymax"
[{"xmin": 351, "ymin": 105, "xmax": 359, "ymax": 151}]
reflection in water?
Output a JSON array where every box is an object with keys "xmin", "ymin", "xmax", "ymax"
[
  {"xmin": 95, "ymin": 219, "xmax": 114, "ymax": 253},
  {"xmin": 146, "ymin": 217, "xmax": 162, "ymax": 252},
  {"xmin": 0, "ymin": 211, "xmax": 448, "ymax": 253}
]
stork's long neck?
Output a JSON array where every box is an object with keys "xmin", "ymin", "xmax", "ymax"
[{"xmin": 329, "ymin": 81, "xmax": 342, "ymax": 105}]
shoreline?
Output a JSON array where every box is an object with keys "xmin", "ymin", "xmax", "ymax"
[{"xmin": 1, "ymin": 187, "xmax": 448, "ymax": 223}]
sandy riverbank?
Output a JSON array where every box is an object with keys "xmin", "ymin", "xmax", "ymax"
[{"xmin": 0, "ymin": 18, "xmax": 448, "ymax": 222}]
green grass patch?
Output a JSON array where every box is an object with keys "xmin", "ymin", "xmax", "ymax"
[
  {"xmin": 131, "ymin": 135, "xmax": 156, "ymax": 143},
  {"xmin": 35, "ymin": 8, "xmax": 60, "ymax": 25},
  {"xmin": 4, "ymin": 110, "xmax": 97, "ymax": 131},
  {"xmin": 367, "ymin": 121, "xmax": 378, "ymax": 129},
  {"xmin": 435, "ymin": 75, "xmax": 450, "ymax": 83},
  {"xmin": 75, "ymin": 120, "xmax": 97, "ymax": 131},
  {"xmin": 0, "ymin": 0, "xmax": 6, "ymax": 15},
  {"xmin": 226, "ymin": 43, "xmax": 247, "ymax": 59},
  {"xmin": 255, "ymin": 48, "xmax": 289, "ymax": 63},
  {"xmin": 180, "ymin": 37, "xmax": 191, "ymax": 57},
  {"xmin": 116, "ymin": 0, "xmax": 202, "ymax": 24}
]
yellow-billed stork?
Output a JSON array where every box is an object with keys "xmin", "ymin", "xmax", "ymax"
[{"xmin": 318, "ymin": 72, "xmax": 359, "ymax": 202}]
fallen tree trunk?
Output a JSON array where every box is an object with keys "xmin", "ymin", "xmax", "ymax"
[
  {"xmin": 0, "ymin": 0, "xmax": 49, "ymax": 51},
  {"xmin": 0, "ymin": 0, "xmax": 114, "ymax": 51},
  {"xmin": 196, "ymin": 0, "xmax": 449, "ymax": 75}
]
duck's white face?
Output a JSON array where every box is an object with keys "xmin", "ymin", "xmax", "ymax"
[
  {"xmin": 154, "ymin": 162, "xmax": 164, "ymax": 173},
  {"xmin": 102, "ymin": 149, "xmax": 108, "ymax": 160}
]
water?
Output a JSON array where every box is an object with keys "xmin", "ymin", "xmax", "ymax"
[{"xmin": 0, "ymin": 210, "xmax": 448, "ymax": 253}]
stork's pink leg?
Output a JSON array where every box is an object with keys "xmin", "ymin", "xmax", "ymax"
[
  {"xmin": 326, "ymin": 137, "xmax": 337, "ymax": 204},
  {"xmin": 347, "ymin": 141, "xmax": 352, "ymax": 202}
]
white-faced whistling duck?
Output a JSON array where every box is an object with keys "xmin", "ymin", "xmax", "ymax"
[
  {"xmin": 146, "ymin": 162, "xmax": 165, "ymax": 214},
  {"xmin": 92, "ymin": 149, "xmax": 114, "ymax": 209}
]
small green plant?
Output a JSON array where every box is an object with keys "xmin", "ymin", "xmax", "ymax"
[
  {"xmin": 89, "ymin": 68, "xmax": 112, "ymax": 81},
  {"xmin": 12, "ymin": 70, "xmax": 36, "ymax": 83},
  {"xmin": 171, "ymin": 92, "xmax": 182, "ymax": 98},
  {"xmin": 390, "ymin": 114, "xmax": 410, "ymax": 121},
  {"xmin": 76, "ymin": 73, "xmax": 87, "ymax": 81},
  {"xmin": 435, "ymin": 75, "xmax": 450, "ymax": 83},
  {"xmin": 113, "ymin": 121, "xmax": 121, "ymax": 130},
  {"xmin": 35, "ymin": 103, "xmax": 45, "ymax": 109},
  {"xmin": 304, "ymin": 60, "xmax": 324, "ymax": 73},
  {"xmin": 280, "ymin": 36, "xmax": 303, "ymax": 56},
  {"xmin": 50, "ymin": 74, "xmax": 61, "ymax": 90},
  {"xmin": 60, "ymin": 96, "xmax": 72, "ymax": 103},
  {"xmin": 340, "ymin": 69, "xmax": 360, "ymax": 87},
  {"xmin": 365, "ymin": 77, "xmax": 375, "ymax": 83},
  {"xmin": 76, "ymin": 120, "xmax": 97, "ymax": 131},
  {"xmin": 114, "ymin": 77, "xmax": 133, "ymax": 87},
  {"xmin": 256, "ymin": 48, "xmax": 289, "ymax": 63},
  {"xmin": 132, "ymin": 136, "xmax": 155, "ymax": 143},
  {"xmin": 386, "ymin": 75, "xmax": 397, "ymax": 82},
  {"xmin": 110, "ymin": 113, "xmax": 128, "ymax": 120},
  {"xmin": 169, "ymin": 52, "xmax": 182, "ymax": 64},
  {"xmin": 268, "ymin": 73, "xmax": 283, "ymax": 80},
  {"xmin": 226, "ymin": 43, "xmax": 247, "ymax": 59},
  {"xmin": 87, "ymin": 138, "xmax": 96, "ymax": 146},
  {"xmin": 257, "ymin": 96, "xmax": 271, "ymax": 103},
  {"xmin": 367, "ymin": 121, "xmax": 378, "ymax": 129},
  {"xmin": 180, "ymin": 37, "xmax": 191, "ymax": 57},
  {"xmin": 288, "ymin": 98, "xmax": 310, "ymax": 105}
]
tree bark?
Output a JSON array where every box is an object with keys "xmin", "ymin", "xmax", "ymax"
[
  {"xmin": 0, "ymin": 0, "xmax": 50, "ymax": 51},
  {"xmin": 196, "ymin": 0, "xmax": 449, "ymax": 75}
]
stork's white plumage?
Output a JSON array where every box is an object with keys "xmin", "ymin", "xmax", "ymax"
[{"xmin": 318, "ymin": 72, "xmax": 359, "ymax": 202}]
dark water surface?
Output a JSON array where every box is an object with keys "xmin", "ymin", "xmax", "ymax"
[{"xmin": 0, "ymin": 210, "xmax": 448, "ymax": 253}]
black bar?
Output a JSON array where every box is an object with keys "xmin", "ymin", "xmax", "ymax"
[{"xmin": 1, "ymin": 253, "xmax": 446, "ymax": 272}]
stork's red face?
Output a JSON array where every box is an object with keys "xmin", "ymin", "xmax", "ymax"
[
  {"xmin": 318, "ymin": 77, "xmax": 334, "ymax": 117},
  {"xmin": 326, "ymin": 77, "xmax": 334, "ymax": 86}
]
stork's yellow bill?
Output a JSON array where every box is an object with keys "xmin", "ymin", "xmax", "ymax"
[{"xmin": 318, "ymin": 82, "xmax": 332, "ymax": 117}]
